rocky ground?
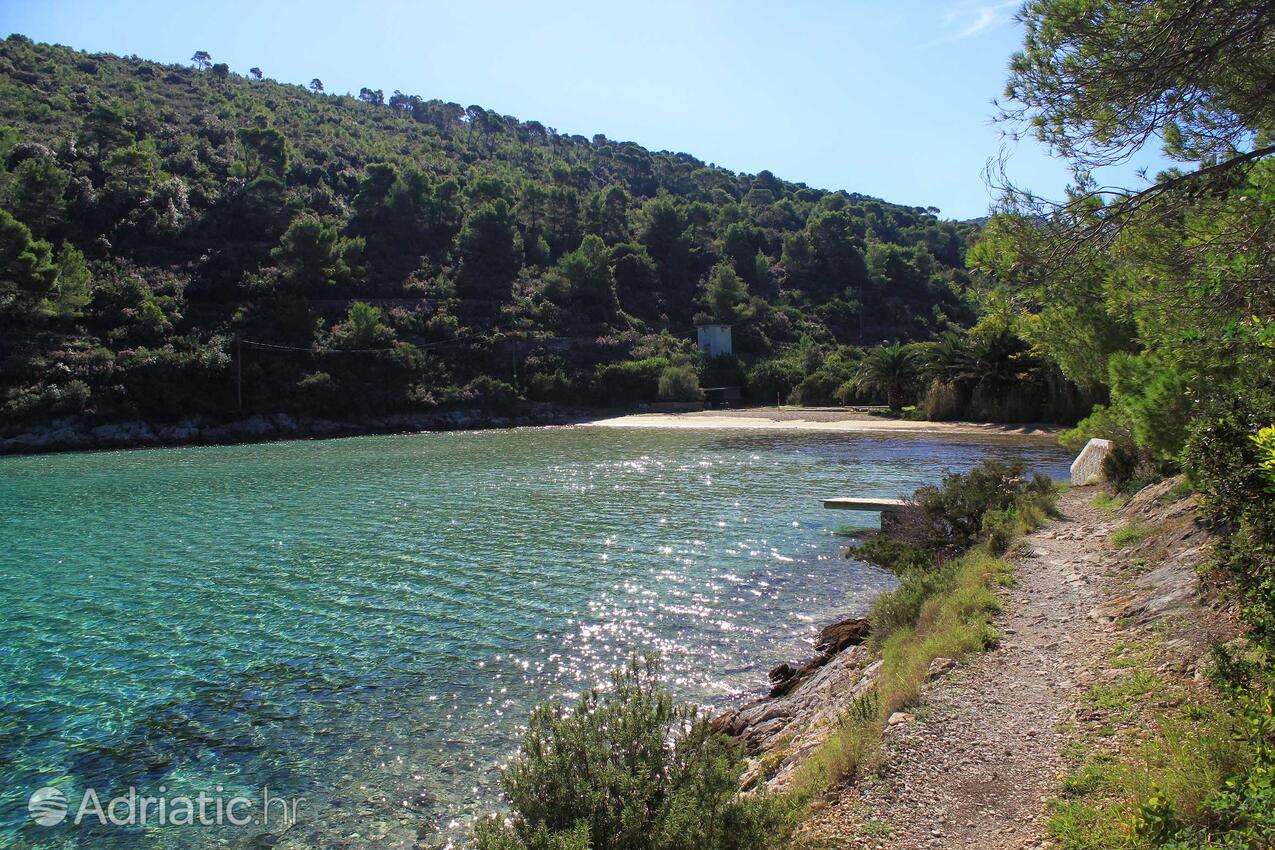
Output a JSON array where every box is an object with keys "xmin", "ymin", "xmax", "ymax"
[
  {"xmin": 794, "ymin": 483, "xmax": 1215, "ymax": 850},
  {"xmin": 785, "ymin": 479, "xmax": 1224, "ymax": 850}
]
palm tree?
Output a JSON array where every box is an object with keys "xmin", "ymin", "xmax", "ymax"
[
  {"xmin": 954, "ymin": 325, "xmax": 1035, "ymax": 393},
  {"xmin": 919, "ymin": 331, "xmax": 969, "ymax": 384},
  {"xmin": 853, "ymin": 343, "xmax": 918, "ymax": 413}
]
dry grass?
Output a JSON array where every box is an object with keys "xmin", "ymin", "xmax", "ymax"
[{"xmin": 784, "ymin": 547, "xmax": 1014, "ymax": 804}]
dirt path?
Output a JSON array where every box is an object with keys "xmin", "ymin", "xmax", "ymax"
[{"xmin": 802, "ymin": 487, "xmax": 1120, "ymax": 849}]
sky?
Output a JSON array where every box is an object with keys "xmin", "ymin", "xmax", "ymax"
[{"xmin": 3, "ymin": 0, "xmax": 1171, "ymax": 219}]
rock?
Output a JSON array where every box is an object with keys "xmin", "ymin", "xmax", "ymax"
[
  {"xmin": 769, "ymin": 662, "xmax": 797, "ymax": 686},
  {"xmin": 708, "ymin": 708, "xmax": 742, "ymax": 735},
  {"xmin": 815, "ymin": 616, "xmax": 872, "ymax": 654},
  {"xmin": 927, "ymin": 657, "xmax": 957, "ymax": 680},
  {"xmin": 237, "ymin": 415, "xmax": 275, "ymax": 436},
  {"xmin": 157, "ymin": 420, "xmax": 200, "ymax": 443},
  {"xmin": 767, "ymin": 653, "xmax": 834, "ymax": 697},
  {"xmin": 888, "ymin": 711, "xmax": 915, "ymax": 726},
  {"xmin": 90, "ymin": 420, "xmax": 158, "ymax": 446},
  {"xmin": 1, "ymin": 425, "xmax": 91, "ymax": 451}
]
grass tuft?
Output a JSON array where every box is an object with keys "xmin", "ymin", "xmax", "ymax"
[
  {"xmin": 1110, "ymin": 523, "xmax": 1152, "ymax": 548},
  {"xmin": 1091, "ymin": 491, "xmax": 1125, "ymax": 515}
]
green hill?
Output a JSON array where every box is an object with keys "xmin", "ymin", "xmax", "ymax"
[{"xmin": 0, "ymin": 33, "xmax": 979, "ymax": 432}]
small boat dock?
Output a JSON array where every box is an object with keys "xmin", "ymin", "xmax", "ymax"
[{"xmin": 821, "ymin": 497, "xmax": 907, "ymax": 513}]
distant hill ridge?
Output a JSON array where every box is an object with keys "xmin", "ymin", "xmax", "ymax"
[{"xmin": 0, "ymin": 33, "xmax": 978, "ymax": 430}]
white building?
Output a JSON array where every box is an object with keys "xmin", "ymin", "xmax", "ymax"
[{"xmin": 696, "ymin": 324, "xmax": 732, "ymax": 358}]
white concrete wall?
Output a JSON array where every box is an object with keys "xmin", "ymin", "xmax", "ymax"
[
  {"xmin": 1070, "ymin": 438, "xmax": 1114, "ymax": 485},
  {"xmin": 696, "ymin": 324, "xmax": 732, "ymax": 358}
]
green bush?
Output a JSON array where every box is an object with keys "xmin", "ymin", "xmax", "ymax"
[
  {"xmin": 870, "ymin": 569, "xmax": 950, "ymax": 644},
  {"xmin": 854, "ymin": 538, "xmax": 935, "ymax": 573},
  {"xmin": 1182, "ymin": 388, "xmax": 1275, "ymax": 654},
  {"xmin": 1100, "ymin": 444, "xmax": 1139, "ymax": 487},
  {"xmin": 657, "ymin": 364, "xmax": 702, "ymax": 401},
  {"xmin": 1253, "ymin": 426, "xmax": 1275, "ymax": 495},
  {"xmin": 981, "ymin": 506, "xmax": 1019, "ymax": 556},
  {"xmin": 901, "ymin": 460, "xmax": 1056, "ymax": 553},
  {"xmin": 467, "ymin": 375, "xmax": 522, "ymax": 415},
  {"xmin": 474, "ymin": 655, "xmax": 787, "ymax": 850},
  {"xmin": 593, "ymin": 357, "xmax": 669, "ymax": 406},
  {"xmin": 745, "ymin": 357, "xmax": 805, "ymax": 406}
]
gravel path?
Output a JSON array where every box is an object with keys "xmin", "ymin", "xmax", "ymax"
[{"xmin": 801, "ymin": 488, "xmax": 1120, "ymax": 849}]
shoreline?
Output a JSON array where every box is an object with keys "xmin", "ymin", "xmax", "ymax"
[
  {"xmin": 0, "ymin": 407, "xmax": 1065, "ymax": 456},
  {"xmin": 583, "ymin": 410, "xmax": 1064, "ymax": 438}
]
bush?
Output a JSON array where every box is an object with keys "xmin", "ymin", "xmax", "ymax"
[
  {"xmin": 527, "ymin": 367, "xmax": 575, "ymax": 404},
  {"xmin": 854, "ymin": 538, "xmax": 935, "ymax": 573},
  {"xmin": 900, "ymin": 460, "xmax": 1056, "ymax": 553},
  {"xmin": 593, "ymin": 357, "xmax": 669, "ymax": 406},
  {"xmin": 1100, "ymin": 443, "xmax": 1139, "ymax": 487},
  {"xmin": 981, "ymin": 507, "xmax": 1019, "ymax": 556},
  {"xmin": 745, "ymin": 357, "xmax": 805, "ymax": 405},
  {"xmin": 870, "ymin": 569, "xmax": 950, "ymax": 643},
  {"xmin": 657, "ymin": 364, "xmax": 702, "ymax": 401},
  {"xmin": 474, "ymin": 655, "xmax": 787, "ymax": 850},
  {"xmin": 788, "ymin": 368, "xmax": 846, "ymax": 406},
  {"xmin": 467, "ymin": 375, "xmax": 521, "ymax": 415},
  {"xmin": 1182, "ymin": 388, "xmax": 1275, "ymax": 655}
]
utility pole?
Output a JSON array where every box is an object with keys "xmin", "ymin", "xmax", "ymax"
[{"xmin": 235, "ymin": 332, "xmax": 243, "ymax": 411}]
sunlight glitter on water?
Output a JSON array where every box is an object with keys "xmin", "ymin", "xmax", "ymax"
[{"xmin": 0, "ymin": 427, "xmax": 1072, "ymax": 848}]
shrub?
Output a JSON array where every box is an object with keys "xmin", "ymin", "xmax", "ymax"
[
  {"xmin": 854, "ymin": 538, "xmax": 935, "ymax": 573},
  {"xmin": 467, "ymin": 375, "xmax": 521, "ymax": 415},
  {"xmin": 870, "ymin": 569, "xmax": 950, "ymax": 644},
  {"xmin": 1100, "ymin": 444, "xmax": 1139, "ymax": 487},
  {"xmin": 474, "ymin": 655, "xmax": 786, "ymax": 850},
  {"xmin": 981, "ymin": 507, "xmax": 1019, "ymax": 556},
  {"xmin": 593, "ymin": 357, "xmax": 669, "ymax": 406},
  {"xmin": 745, "ymin": 357, "xmax": 805, "ymax": 406},
  {"xmin": 788, "ymin": 370, "xmax": 844, "ymax": 406},
  {"xmin": 527, "ymin": 367, "xmax": 575, "ymax": 404},
  {"xmin": 1253, "ymin": 426, "xmax": 1275, "ymax": 495},
  {"xmin": 899, "ymin": 460, "xmax": 1056, "ymax": 553},
  {"xmin": 1182, "ymin": 389, "xmax": 1275, "ymax": 654},
  {"xmin": 657, "ymin": 364, "xmax": 702, "ymax": 401}
]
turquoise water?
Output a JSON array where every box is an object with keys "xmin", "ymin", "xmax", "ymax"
[{"xmin": 0, "ymin": 426, "xmax": 1072, "ymax": 848}]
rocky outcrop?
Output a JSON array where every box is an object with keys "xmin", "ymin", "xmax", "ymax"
[
  {"xmin": 1085, "ymin": 476, "xmax": 1228, "ymax": 669},
  {"xmin": 713, "ymin": 616, "xmax": 878, "ymax": 790},
  {"xmin": 0, "ymin": 407, "xmax": 578, "ymax": 455},
  {"xmin": 1089, "ymin": 477, "xmax": 1217, "ymax": 634},
  {"xmin": 816, "ymin": 616, "xmax": 872, "ymax": 654}
]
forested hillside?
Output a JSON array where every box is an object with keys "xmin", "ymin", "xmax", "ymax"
[{"xmin": 0, "ymin": 34, "xmax": 981, "ymax": 430}]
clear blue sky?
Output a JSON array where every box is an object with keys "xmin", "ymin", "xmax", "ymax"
[{"xmin": 5, "ymin": 0, "xmax": 1168, "ymax": 219}]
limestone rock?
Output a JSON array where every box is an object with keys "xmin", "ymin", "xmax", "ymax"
[
  {"xmin": 815, "ymin": 616, "xmax": 872, "ymax": 654},
  {"xmin": 927, "ymin": 657, "xmax": 957, "ymax": 680}
]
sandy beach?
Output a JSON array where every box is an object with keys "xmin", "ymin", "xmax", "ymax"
[{"xmin": 582, "ymin": 408, "xmax": 1065, "ymax": 438}]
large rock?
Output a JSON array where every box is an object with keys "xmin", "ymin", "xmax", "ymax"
[{"xmin": 815, "ymin": 616, "xmax": 871, "ymax": 654}]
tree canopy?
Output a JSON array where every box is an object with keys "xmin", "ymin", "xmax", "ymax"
[{"xmin": 0, "ymin": 33, "xmax": 980, "ymax": 426}]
